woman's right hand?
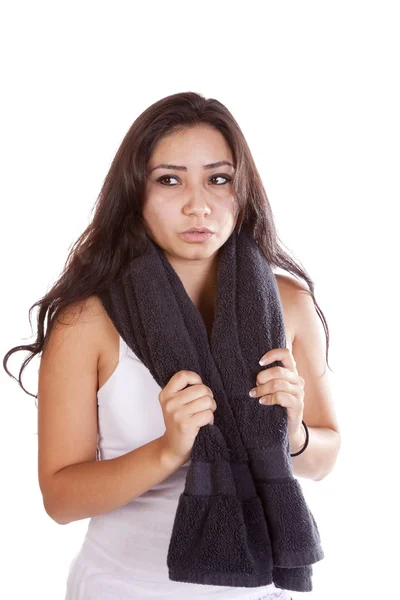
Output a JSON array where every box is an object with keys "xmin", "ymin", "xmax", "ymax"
[{"xmin": 158, "ymin": 370, "xmax": 217, "ymax": 464}]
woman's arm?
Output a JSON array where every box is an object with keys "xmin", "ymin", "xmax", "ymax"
[
  {"xmin": 46, "ymin": 436, "xmax": 185, "ymax": 525},
  {"xmin": 289, "ymin": 424, "xmax": 341, "ymax": 481},
  {"xmin": 38, "ymin": 297, "xmax": 184, "ymax": 525},
  {"xmin": 279, "ymin": 276, "xmax": 341, "ymax": 481}
]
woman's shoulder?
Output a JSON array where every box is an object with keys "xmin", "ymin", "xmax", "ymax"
[
  {"xmin": 51, "ymin": 295, "xmax": 122, "ymax": 393},
  {"xmin": 275, "ymin": 273, "xmax": 309, "ymax": 299},
  {"xmin": 48, "ymin": 295, "xmax": 119, "ymax": 369},
  {"xmin": 44, "ymin": 295, "xmax": 106, "ymax": 351},
  {"xmin": 274, "ymin": 274, "xmax": 310, "ymax": 347},
  {"xmin": 52, "ymin": 294, "xmax": 106, "ymax": 326},
  {"xmin": 65, "ymin": 294, "xmax": 115, "ymax": 331}
]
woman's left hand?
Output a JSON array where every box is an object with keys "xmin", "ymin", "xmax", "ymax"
[{"xmin": 249, "ymin": 347, "xmax": 305, "ymax": 449}]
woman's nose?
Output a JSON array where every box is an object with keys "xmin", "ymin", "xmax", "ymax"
[{"xmin": 183, "ymin": 189, "xmax": 211, "ymax": 216}]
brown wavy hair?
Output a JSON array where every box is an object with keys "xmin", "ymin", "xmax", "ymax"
[{"xmin": 3, "ymin": 90, "xmax": 333, "ymax": 402}]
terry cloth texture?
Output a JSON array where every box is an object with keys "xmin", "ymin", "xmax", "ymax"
[{"xmin": 99, "ymin": 223, "xmax": 324, "ymax": 592}]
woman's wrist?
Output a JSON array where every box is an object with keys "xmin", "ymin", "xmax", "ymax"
[{"xmin": 289, "ymin": 422, "xmax": 307, "ymax": 455}]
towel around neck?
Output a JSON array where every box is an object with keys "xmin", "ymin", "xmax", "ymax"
[{"xmin": 99, "ymin": 223, "xmax": 324, "ymax": 592}]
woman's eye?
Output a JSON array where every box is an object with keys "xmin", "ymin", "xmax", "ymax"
[
  {"xmin": 210, "ymin": 174, "xmax": 231, "ymax": 185},
  {"xmin": 157, "ymin": 175, "xmax": 179, "ymax": 186},
  {"xmin": 156, "ymin": 174, "xmax": 231, "ymax": 186}
]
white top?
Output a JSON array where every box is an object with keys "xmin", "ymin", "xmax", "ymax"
[{"xmin": 64, "ymin": 335, "xmax": 291, "ymax": 600}]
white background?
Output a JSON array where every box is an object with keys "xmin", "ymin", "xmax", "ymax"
[{"xmin": 1, "ymin": 1, "xmax": 399, "ymax": 598}]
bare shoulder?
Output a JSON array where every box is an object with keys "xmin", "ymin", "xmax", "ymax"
[
  {"xmin": 274, "ymin": 273, "xmax": 310, "ymax": 348},
  {"xmin": 275, "ymin": 273, "xmax": 340, "ymax": 434},
  {"xmin": 275, "ymin": 273, "xmax": 310, "ymax": 302},
  {"xmin": 51, "ymin": 294, "xmax": 106, "ymax": 331},
  {"xmin": 44, "ymin": 294, "xmax": 120, "ymax": 390},
  {"xmin": 44, "ymin": 294, "xmax": 116, "ymax": 355}
]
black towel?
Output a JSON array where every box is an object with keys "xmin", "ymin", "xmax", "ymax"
[{"xmin": 99, "ymin": 223, "xmax": 324, "ymax": 592}]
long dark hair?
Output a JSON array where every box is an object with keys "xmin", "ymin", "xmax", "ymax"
[{"xmin": 3, "ymin": 91, "xmax": 332, "ymax": 401}]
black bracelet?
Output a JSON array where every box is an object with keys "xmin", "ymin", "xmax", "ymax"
[{"xmin": 290, "ymin": 420, "xmax": 309, "ymax": 457}]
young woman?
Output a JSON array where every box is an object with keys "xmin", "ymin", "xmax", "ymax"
[{"xmin": 3, "ymin": 91, "xmax": 341, "ymax": 600}]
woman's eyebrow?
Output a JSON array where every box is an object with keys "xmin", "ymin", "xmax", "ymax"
[{"xmin": 148, "ymin": 160, "xmax": 235, "ymax": 174}]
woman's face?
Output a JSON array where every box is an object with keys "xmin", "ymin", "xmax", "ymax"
[{"xmin": 143, "ymin": 124, "xmax": 238, "ymax": 264}]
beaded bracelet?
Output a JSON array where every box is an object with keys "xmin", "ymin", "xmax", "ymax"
[{"xmin": 290, "ymin": 420, "xmax": 309, "ymax": 457}]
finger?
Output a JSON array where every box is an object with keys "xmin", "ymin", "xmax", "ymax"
[
  {"xmin": 259, "ymin": 391, "xmax": 295, "ymax": 407},
  {"xmin": 259, "ymin": 347, "xmax": 297, "ymax": 373},
  {"xmin": 251, "ymin": 379, "xmax": 298, "ymax": 400},
  {"xmin": 256, "ymin": 365, "xmax": 300, "ymax": 387},
  {"xmin": 182, "ymin": 396, "xmax": 217, "ymax": 417},
  {"xmin": 168, "ymin": 371, "xmax": 203, "ymax": 395},
  {"xmin": 180, "ymin": 384, "xmax": 214, "ymax": 405}
]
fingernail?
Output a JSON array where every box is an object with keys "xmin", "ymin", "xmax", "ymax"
[{"xmin": 249, "ymin": 389, "xmax": 257, "ymax": 397}]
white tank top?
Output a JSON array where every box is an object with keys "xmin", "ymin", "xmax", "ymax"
[{"xmin": 64, "ymin": 335, "xmax": 291, "ymax": 600}]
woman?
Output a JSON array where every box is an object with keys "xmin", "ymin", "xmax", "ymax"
[{"xmin": 3, "ymin": 91, "xmax": 341, "ymax": 599}]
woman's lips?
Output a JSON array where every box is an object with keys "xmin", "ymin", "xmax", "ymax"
[{"xmin": 179, "ymin": 231, "xmax": 214, "ymax": 243}]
